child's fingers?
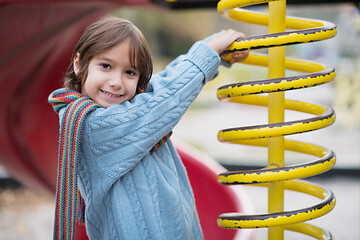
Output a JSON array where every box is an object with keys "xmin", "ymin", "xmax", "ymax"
[
  {"xmin": 207, "ymin": 29, "xmax": 248, "ymax": 53},
  {"xmin": 232, "ymin": 51, "xmax": 249, "ymax": 59},
  {"xmin": 230, "ymin": 51, "xmax": 249, "ymax": 64},
  {"xmin": 223, "ymin": 30, "xmax": 247, "ymax": 48},
  {"xmin": 234, "ymin": 32, "xmax": 247, "ymax": 42}
]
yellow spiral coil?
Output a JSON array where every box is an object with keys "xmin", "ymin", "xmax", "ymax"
[{"xmin": 216, "ymin": 0, "xmax": 337, "ymax": 239}]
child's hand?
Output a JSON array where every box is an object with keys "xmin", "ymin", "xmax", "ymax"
[{"xmin": 207, "ymin": 29, "xmax": 249, "ymax": 65}]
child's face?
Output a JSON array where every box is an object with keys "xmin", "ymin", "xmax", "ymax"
[{"xmin": 76, "ymin": 38, "xmax": 140, "ymax": 108}]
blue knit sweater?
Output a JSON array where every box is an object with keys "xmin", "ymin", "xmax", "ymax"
[{"xmin": 59, "ymin": 40, "xmax": 221, "ymax": 240}]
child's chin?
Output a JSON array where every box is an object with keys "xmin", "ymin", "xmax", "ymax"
[{"xmin": 101, "ymin": 100, "xmax": 125, "ymax": 108}]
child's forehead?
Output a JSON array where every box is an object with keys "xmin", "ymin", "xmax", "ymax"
[
  {"xmin": 101, "ymin": 39, "xmax": 132, "ymax": 55},
  {"xmin": 91, "ymin": 39, "xmax": 138, "ymax": 67},
  {"xmin": 91, "ymin": 39, "xmax": 124, "ymax": 56}
]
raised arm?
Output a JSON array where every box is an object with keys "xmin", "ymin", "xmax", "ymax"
[
  {"xmin": 82, "ymin": 30, "xmax": 248, "ymax": 179},
  {"xmin": 82, "ymin": 41, "xmax": 219, "ymax": 178}
]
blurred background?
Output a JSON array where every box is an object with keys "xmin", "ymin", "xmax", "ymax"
[{"xmin": 0, "ymin": 1, "xmax": 359, "ymax": 239}]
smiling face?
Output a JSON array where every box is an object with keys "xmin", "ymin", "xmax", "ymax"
[
  {"xmin": 74, "ymin": 38, "xmax": 140, "ymax": 108},
  {"xmin": 64, "ymin": 18, "xmax": 153, "ymax": 98}
]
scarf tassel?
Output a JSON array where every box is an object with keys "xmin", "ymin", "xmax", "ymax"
[{"xmin": 77, "ymin": 190, "xmax": 86, "ymax": 224}]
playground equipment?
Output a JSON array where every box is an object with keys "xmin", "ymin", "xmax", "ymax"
[{"xmin": 216, "ymin": 0, "xmax": 337, "ymax": 239}]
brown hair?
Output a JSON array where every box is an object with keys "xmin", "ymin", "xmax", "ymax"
[{"xmin": 64, "ymin": 17, "xmax": 153, "ymax": 94}]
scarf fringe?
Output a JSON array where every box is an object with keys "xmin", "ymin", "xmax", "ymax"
[{"xmin": 77, "ymin": 190, "xmax": 86, "ymax": 225}]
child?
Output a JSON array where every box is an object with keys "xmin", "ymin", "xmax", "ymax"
[{"xmin": 49, "ymin": 17, "xmax": 248, "ymax": 240}]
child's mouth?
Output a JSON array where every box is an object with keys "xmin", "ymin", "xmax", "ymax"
[{"xmin": 100, "ymin": 89, "xmax": 122, "ymax": 98}]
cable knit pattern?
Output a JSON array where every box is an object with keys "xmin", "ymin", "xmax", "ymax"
[
  {"xmin": 88, "ymin": 70, "xmax": 196, "ymax": 131},
  {"xmin": 141, "ymin": 158, "xmax": 163, "ymax": 237},
  {"xmin": 75, "ymin": 40, "xmax": 221, "ymax": 240},
  {"xmin": 124, "ymin": 173, "xmax": 150, "ymax": 239},
  {"xmin": 173, "ymin": 185, "xmax": 185, "ymax": 240},
  {"xmin": 91, "ymin": 103, "xmax": 186, "ymax": 156}
]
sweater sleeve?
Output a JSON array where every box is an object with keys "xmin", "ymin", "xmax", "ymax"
[{"xmin": 82, "ymin": 41, "xmax": 220, "ymax": 179}]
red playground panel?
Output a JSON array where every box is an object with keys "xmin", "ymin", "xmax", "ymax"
[{"xmin": 176, "ymin": 143, "xmax": 253, "ymax": 240}]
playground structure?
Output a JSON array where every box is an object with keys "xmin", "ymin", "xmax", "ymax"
[
  {"xmin": 215, "ymin": 0, "xmax": 337, "ymax": 239},
  {"xmin": 0, "ymin": 0, "xmax": 353, "ymax": 239}
]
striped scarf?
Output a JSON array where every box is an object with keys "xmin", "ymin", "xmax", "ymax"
[{"xmin": 48, "ymin": 88, "xmax": 172, "ymax": 240}]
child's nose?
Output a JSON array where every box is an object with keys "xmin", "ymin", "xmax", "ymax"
[{"xmin": 109, "ymin": 74, "xmax": 123, "ymax": 89}]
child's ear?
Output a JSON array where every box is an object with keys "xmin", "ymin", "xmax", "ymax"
[{"xmin": 73, "ymin": 53, "xmax": 80, "ymax": 75}]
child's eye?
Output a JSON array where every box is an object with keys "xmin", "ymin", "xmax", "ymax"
[
  {"xmin": 100, "ymin": 63, "xmax": 111, "ymax": 70},
  {"xmin": 126, "ymin": 70, "xmax": 137, "ymax": 76}
]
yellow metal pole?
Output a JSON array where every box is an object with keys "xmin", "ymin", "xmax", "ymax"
[{"xmin": 268, "ymin": 0, "xmax": 286, "ymax": 239}]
